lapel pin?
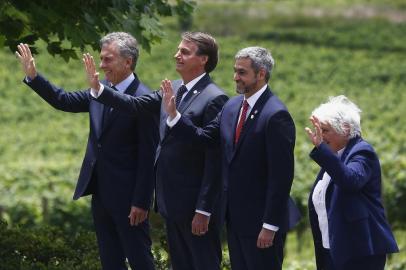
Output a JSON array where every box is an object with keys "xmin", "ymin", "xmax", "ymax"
[
  {"xmin": 254, "ymin": 110, "xmax": 258, "ymax": 114},
  {"xmin": 193, "ymin": 90, "xmax": 198, "ymax": 94},
  {"xmin": 250, "ymin": 115, "xmax": 255, "ymax": 119}
]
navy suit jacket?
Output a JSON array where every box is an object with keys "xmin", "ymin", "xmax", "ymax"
[
  {"xmin": 96, "ymin": 74, "xmax": 228, "ymax": 224},
  {"xmin": 24, "ymin": 74, "xmax": 158, "ymax": 212},
  {"xmin": 308, "ymin": 137, "xmax": 399, "ymax": 268},
  {"xmin": 172, "ymin": 87, "xmax": 301, "ymax": 236}
]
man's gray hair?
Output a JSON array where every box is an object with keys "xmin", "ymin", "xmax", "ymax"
[
  {"xmin": 100, "ymin": 32, "xmax": 139, "ymax": 70},
  {"xmin": 312, "ymin": 95, "xmax": 362, "ymax": 138},
  {"xmin": 235, "ymin": 47, "xmax": 275, "ymax": 82}
]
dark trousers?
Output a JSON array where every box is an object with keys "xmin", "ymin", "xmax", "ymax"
[
  {"xmin": 165, "ymin": 218, "xmax": 222, "ymax": 270},
  {"xmin": 227, "ymin": 226, "xmax": 286, "ymax": 270},
  {"xmin": 322, "ymin": 248, "xmax": 386, "ymax": 270},
  {"xmin": 91, "ymin": 195, "xmax": 155, "ymax": 270}
]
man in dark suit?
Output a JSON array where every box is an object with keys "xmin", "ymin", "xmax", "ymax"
[
  {"xmin": 162, "ymin": 46, "xmax": 301, "ymax": 270},
  {"xmin": 84, "ymin": 32, "xmax": 228, "ymax": 270},
  {"xmin": 16, "ymin": 32, "xmax": 158, "ymax": 270}
]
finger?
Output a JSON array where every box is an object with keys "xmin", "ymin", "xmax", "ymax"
[
  {"xmin": 18, "ymin": 43, "xmax": 26, "ymax": 58},
  {"xmin": 128, "ymin": 213, "xmax": 135, "ymax": 226},
  {"xmin": 305, "ymin": 127, "xmax": 314, "ymax": 140},
  {"xmin": 24, "ymin": 44, "xmax": 33, "ymax": 59},
  {"xmin": 191, "ymin": 223, "xmax": 198, "ymax": 235},
  {"xmin": 257, "ymin": 237, "xmax": 262, "ymax": 248}
]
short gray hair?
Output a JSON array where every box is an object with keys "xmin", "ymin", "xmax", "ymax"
[
  {"xmin": 312, "ymin": 95, "xmax": 362, "ymax": 138},
  {"xmin": 100, "ymin": 32, "xmax": 139, "ymax": 70},
  {"xmin": 235, "ymin": 47, "xmax": 275, "ymax": 82}
]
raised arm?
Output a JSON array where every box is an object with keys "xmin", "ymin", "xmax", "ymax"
[{"xmin": 83, "ymin": 53, "xmax": 161, "ymax": 115}]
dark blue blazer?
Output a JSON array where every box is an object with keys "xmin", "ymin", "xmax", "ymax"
[
  {"xmin": 173, "ymin": 87, "xmax": 301, "ymax": 235},
  {"xmin": 308, "ymin": 137, "xmax": 399, "ymax": 268},
  {"xmin": 96, "ymin": 74, "xmax": 228, "ymax": 224},
  {"xmin": 24, "ymin": 74, "xmax": 158, "ymax": 211}
]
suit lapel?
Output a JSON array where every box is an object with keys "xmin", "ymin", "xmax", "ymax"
[
  {"xmin": 160, "ymin": 74, "xmax": 212, "ymax": 143},
  {"xmin": 102, "ymin": 75, "xmax": 140, "ymax": 132},
  {"xmin": 178, "ymin": 74, "xmax": 211, "ymax": 113},
  {"xmin": 223, "ymin": 96, "xmax": 244, "ymax": 164},
  {"xmin": 231, "ymin": 89, "xmax": 272, "ymax": 157},
  {"xmin": 92, "ymin": 101, "xmax": 105, "ymax": 139}
]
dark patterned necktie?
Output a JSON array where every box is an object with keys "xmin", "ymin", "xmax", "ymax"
[{"xmin": 175, "ymin": 85, "xmax": 188, "ymax": 108}]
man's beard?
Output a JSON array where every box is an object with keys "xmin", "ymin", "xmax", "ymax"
[
  {"xmin": 235, "ymin": 79, "xmax": 257, "ymax": 95},
  {"xmin": 236, "ymin": 87, "xmax": 249, "ymax": 95}
]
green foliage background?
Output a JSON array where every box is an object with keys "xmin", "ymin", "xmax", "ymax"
[{"xmin": 0, "ymin": 0, "xmax": 405, "ymax": 269}]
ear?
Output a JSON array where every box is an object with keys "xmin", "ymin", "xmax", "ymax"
[
  {"xmin": 342, "ymin": 123, "xmax": 351, "ymax": 136},
  {"xmin": 257, "ymin": 67, "xmax": 267, "ymax": 81},
  {"xmin": 200, "ymin": 55, "xmax": 208, "ymax": 66},
  {"xmin": 125, "ymin": 57, "xmax": 133, "ymax": 69}
]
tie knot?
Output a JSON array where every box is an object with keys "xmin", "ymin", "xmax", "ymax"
[
  {"xmin": 178, "ymin": 85, "xmax": 188, "ymax": 95},
  {"xmin": 242, "ymin": 99, "xmax": 249, "ymax": 109},
  {"xmin": 175, "ymin": 85, "xmax": 188, "ymax": 107}
]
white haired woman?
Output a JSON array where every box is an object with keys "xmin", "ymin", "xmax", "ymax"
[{"xmin": 305, "ymin": 95, "xmax": 398, "ymax": 270}]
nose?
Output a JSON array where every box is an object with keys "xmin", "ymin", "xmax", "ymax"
[
  {"xmin": 233, "ymin": 73, "xmax": 239, "ymax": 81},
  {"xmin": 174, "ymin": 50, "xmax": 180, "ymax": 59}
]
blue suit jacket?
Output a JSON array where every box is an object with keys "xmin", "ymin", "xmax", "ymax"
[
  {"xmin": 308, "ymin": 137, "xmax": 399, "ymax": 268},
  {"xmin": 96, "ymin": 74, "xmax": 228, "ymax": 224},
  {"xmin": 25, "ymin": 74, "xmax": 158, "ymax": 212},
  {"xmin": 172, "ymin": 87, "xmax": 301, "ymax": 235}
]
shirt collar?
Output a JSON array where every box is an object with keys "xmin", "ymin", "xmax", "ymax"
[
  {"xmin": 112, "ymin": 73, "xmax": 135, "ymax": 93},
  {"xmin": 337, "ymin": 148, "xmax": 345, "ymax": 157},
  {"xmin": 245, "ymin": 84, "xmax": 268, "ymax": 108},
  {"xmin": 182, "ymin": 73, "xmax": 206, "ymax": 91}
]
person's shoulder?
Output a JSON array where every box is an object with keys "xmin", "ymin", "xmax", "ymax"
[
  {"xmin": 352, "ymin": 138, "xmax": 375, "ymax": 152},
  {"xmin": 137, "ymin": 81, "xmax": 151, "ymax": 95},
  {"xmin": 205, "ymin": 82, "xmax": 227, "ymax": 96}
]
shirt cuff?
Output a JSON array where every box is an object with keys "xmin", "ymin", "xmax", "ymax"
[
  {"xmin": 196, "ymin": 210, "xmax": 211, "ymax": 217},
  {"xmin": 166, "ymin": 111, "xmax": 181, "ymax": 128},
  {"xmin": 24, "ymin": 76, "xmax": 32, "ymax": 83},
  {"xmin": 90, "ymin": 83, "xmax": 104, "ymax": 98},
  {"xmin": 263, "ymin": 223, "xmax": 279, "ymax": 232}
]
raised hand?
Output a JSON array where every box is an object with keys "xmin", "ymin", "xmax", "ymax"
[
  {"xmin": 305, "ymin": 115, "xmax": 323, "ymax": 147},
  {"xmin": 15, "ymin": 43, "xmax": 37, "ymax": 79},
  {"xmin": 161, "ymin": 79, "xmax": 177, "ymax": 119},
  {"xmin": 82, "ymin": 53, "xmax": 100, "ymax": 91}
]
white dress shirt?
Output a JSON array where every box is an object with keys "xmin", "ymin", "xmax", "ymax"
[{"xmin": 312, "ymin": 148, "xmax": 344, "ymax": 249}]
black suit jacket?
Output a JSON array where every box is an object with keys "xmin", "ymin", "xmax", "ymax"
[
  {"xmin": 172, "ymin": 87, "xmax": 301, "ymax": 235},
  {"xmin": 24, "ymin": 74, "xmax": 158, "ymax": 211},
  {"xmin": 96, "ymin": 74, "xmax": 228, "ymax": 223}
]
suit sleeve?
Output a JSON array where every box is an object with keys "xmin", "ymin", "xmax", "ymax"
[
  {"xmin": 195, "ymin": 94, "xmax": 228, "ymax": 213},
  {"xmin": 24, "ymin": 74, "xmax": 90, "ymax": 112},
  {"xmin": 263, "ymin": 110, "xmax": 296, "ymax": 226},
  {"xmin": 97, "ymin": 86, "xmax": 162, "ymax": 115},
  {"xmin": 170, "ymin": 96, "xmax": 227, "ymax": 147},
  {"xmin": 131, "ymin": 110, "xmax": 160, "ymax": 209},
  {"xmin": 310, "ymin": 142, "xmax": 375, "ymax": 192}
]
